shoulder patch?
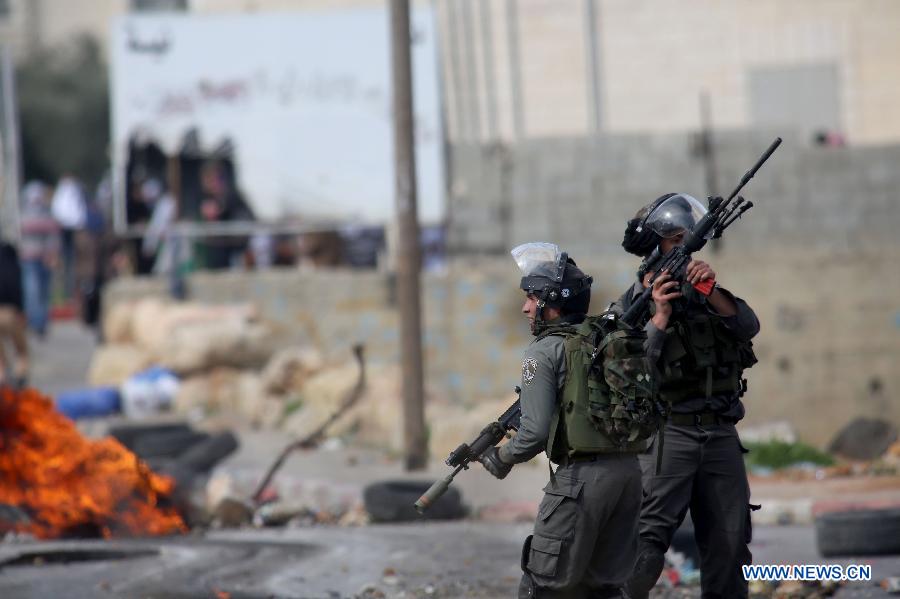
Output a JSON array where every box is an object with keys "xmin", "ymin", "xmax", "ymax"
[{"xmin": 522, "ymin": 356, "xmax": 538, "ymax": 386}]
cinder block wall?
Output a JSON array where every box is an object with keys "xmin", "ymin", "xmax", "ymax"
[{"xmin": 104, "ymin": 130, "xmax": 900, "ymax": 446}]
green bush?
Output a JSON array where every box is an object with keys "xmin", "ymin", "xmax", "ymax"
[{"xmin": 743, "ymin": 439, "xmax": 835, "ymax": 470}]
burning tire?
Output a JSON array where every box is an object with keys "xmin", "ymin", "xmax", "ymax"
[
  {"xmin": 364, "ymin": 481, "xmax": 467, "ymax": 523},
  {"xmin": 815, "ymin": 508, "xmax": 900, "ymax": 557}
]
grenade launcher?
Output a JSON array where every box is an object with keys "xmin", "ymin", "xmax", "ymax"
[{"xmin": 414, "ymin": 387, "xmax": 522, "ymax": 513}]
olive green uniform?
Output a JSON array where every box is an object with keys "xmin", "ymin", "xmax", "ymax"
[
  {"xmin": 611, "ymin": 282, "xmax": 760, "ymax": 599},
  {"xmin": 500, "ymin": 316, "xmax": 661, "ymax": 599}
]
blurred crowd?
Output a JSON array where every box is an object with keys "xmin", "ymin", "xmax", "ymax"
[{"xmin": 0, "ymin": 163, "xmax": 445, "ymax": 388}]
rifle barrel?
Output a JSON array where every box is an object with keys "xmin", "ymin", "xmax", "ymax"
[{"xmin": 728, "ymin": 137, "xmax": 782, "ymax": 201}]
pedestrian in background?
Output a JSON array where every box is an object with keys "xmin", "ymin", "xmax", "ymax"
[
  {"xmin": 19, "ymin": 181, "xmax": 60, "ymax": 338},
  {"xmin": 0, "ymin": 240, "xmax": 29, "ymax": 388},
  {"xmin": 50, "ymin": 173, "xmax": 87, "ymax": 299}
]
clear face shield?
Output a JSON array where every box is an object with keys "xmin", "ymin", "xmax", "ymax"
[
  {"xmin": 643, "ymin": 193, "xmax": 712, "ymax": 239},
  {"xmin": 510, "ymin": 242, "xmax": 564, "ymax": 283}
]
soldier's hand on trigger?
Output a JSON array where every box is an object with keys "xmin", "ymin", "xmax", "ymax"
[
  {"xmin": 479, "ymin": 446, "xmax": 513, "ymax": 480},
  {"xmin": 649, "ymin": 270, "xmax": 681, "ymax": 330}
]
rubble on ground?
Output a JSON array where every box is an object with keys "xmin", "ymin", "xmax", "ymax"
[
  {"xmin": 93, "ymin": 298, "xmax": 522, "ymax": 461},
  {"xmin": 828, "ymin": 417, "xmax": 898, "ymax": 462}
]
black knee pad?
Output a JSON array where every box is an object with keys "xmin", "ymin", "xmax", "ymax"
[{"xmin": 624, "ymin": 543, "xmax": 665, "ymax": 599}]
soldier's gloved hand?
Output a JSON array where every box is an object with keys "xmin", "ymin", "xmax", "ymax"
[{"xmin": 480, "ymin": 446, "xmax": 513, "ymax": 480}]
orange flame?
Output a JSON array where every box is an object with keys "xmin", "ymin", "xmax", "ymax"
[{"xmin": 0, "ymin": 387, "xmax": 186, "ymax": 539}]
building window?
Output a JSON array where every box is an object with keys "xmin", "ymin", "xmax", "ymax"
[{"xmin": 131, "ymin": 0, "xmax": 188, "ymax": 12}]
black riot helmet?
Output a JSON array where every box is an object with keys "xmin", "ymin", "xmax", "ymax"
[
  {"xmin": 622, "ymin": 192, "xmax": 710, "ymax": 257},
  {"xmin": 511, "ymin": 243, "xmax": 592, "ymax": 332}
]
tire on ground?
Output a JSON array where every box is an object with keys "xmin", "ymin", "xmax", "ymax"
[
  {"xmin": 108, "ymin": 423, "xmax": 193, "ymax": 452},
  {"xmin": 363, "ymin": 480, "xmax": 467, "ymax": 522},
  {"xmin": 132, "ymin": 430, "xmax": 211, "ymax": 460},
  {"xmin": 175, "ymin": 432, "xmax": 240, "ymax": 473},
  {"xmin": 815, "ymin": 508, "xmax": 900, "ymax": 557}
]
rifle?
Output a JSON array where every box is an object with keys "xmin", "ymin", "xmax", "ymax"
[
  {"xmin": 621, "ymin": 137, "xmax": 781, "ymax": 327},
  {"xmin": 414, "ymin": 387, "xmax": 522, "ymax": 513}
]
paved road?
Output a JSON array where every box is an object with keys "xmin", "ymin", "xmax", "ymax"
[
  {"xmin": 9, "ymin": 321, "xmax": 899, "ymax": 598},
  {"xmin": 0, "ymin": 523, "xmax": 897, "ymax": 598},
  {"xmin": 29, "ymin": 320, "xmax": 97, "ymax": 398}
]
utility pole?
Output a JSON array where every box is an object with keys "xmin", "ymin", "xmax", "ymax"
[
  {"xmin": 698, "ymin": 92, "xmax": 721, "ymax": 253},
  {"xmin": 389, "ymin": 0, "xmax": 427, "ymax": 470}
]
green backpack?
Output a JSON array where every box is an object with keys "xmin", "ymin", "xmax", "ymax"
[{"xmin": 544, "ymin": 312, "xmax": 668, "ymax": 460}]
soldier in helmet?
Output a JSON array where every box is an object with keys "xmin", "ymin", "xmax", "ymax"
[
  {"xmin": 614, "ymin": 193, "xmax": 760, "ymax": 599},
  {"xmin": 479, "ymin": 242, "xmax": 671, "ymax": 599}
]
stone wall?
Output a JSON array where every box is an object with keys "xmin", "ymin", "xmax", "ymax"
[{"xmin": 104, "ymin": 240, "xmax": 900, "ymax": 447}]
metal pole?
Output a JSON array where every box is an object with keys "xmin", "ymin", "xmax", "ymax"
[
  {"xmin": 698, "ymin": 91, "xmax": 721, "ymax": 253},
  {"xmin": 583, "ymin": 0, "xmax": 603, "ymax": 134},
  {"xmin": 460, "ymin": 0, "xmax": 482, "ymax": 141},
  {"xmin": 505, "ymin": 0, "xmax": 525, "ymax": 139},
  {"xmin": 1, "ymin": 46, "xmax": 22, "ymax": 244},
  {"xmin": 478, "ymin": 0, "xmax": 498, "ymax": 141},
  {"xmin": 389, "ymin": 0, "xmax": 428, "ymax": 470}
]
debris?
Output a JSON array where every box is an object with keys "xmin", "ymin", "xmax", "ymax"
[
  {"xmin": 254, "ymin": 500, "xmax": 315, "ymax": 527},
  {"xmin": 337, "ymin": 502, "xmax": 370, "ymax": 527},
  {"xmin": 251, "ymin": 345, "xmax": 366, "ymax": 504},
  {"xmin": 211, "ymin": 497, "xmax": 254, "ymax": 529},
  {"xmin": 87, "ymin": 344, "xmax": 152, "ymax": 387},
  {"xmin": 261, "ymin": 347, "xmax": 325, "ymax": 394},
  {"xmin": 476, "ymin": 501, "xmax": 538, "ymax": 523},
  {"xmin": 828, "ymin": 418, "xmax": 898, "ymax": 462},
  {"xmin": 55, "ymin": 386, "xmax": 121, "ymax": 420},
  {"xmin": 357, "ymin": 583, "xmax": 386, "ymax": 598},
  {"xmin": 882, "ymin": 576, "xmax": 900, "ymax": 594},
  {"xmin": 121, "ymin": 366, "xmax": 179, "ymax": 419}
]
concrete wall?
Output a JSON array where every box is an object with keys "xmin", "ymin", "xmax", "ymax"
[
  {"xmin": 104, "ymin": 239, "xmax": 900, "ymax": 448},
  {"xmin": 106, "ymin": 130, "xmax": 900, "ymax": 446},
  {"xmin": 447, "ymin": 129, "xmax": 900, "ymax": 258}
]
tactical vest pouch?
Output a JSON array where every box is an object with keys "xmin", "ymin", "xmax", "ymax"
[
  {"xmin": 547, "ymin": 313, "xmax": 666, "ymax": 459},
  {"xmin": 658, "ymin": 311, "xmax": 758, "ymax": 403},
  {"xmin": 598, "ymin": 328, "xmax": 663, "ymax": 445},
  {"xmin": 685, "ymin": 318, "xmax": 717, "ymax": 368}
]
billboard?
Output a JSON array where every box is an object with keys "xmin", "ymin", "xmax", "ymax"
[{"xmin": 110, "ymin": 9, "xmax": 445, "ymax": 231}]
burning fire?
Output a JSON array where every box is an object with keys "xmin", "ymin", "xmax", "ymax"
[{"xmin": 0, "ymin": 387, "xmax": 186, "ymax": 539}]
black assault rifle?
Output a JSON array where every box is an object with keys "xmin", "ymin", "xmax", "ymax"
[
  {"xmin": 621, "ymin": 137, "xmax": 782, "ymax": 327},
  {"xmin": 414, "ymin": 387, "xmax": 522, "ymax": 513}
]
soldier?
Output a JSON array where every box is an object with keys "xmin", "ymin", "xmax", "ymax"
[
  {"xmin": 479, "ymin": 242, "xmax": 668, "ymax": 599},
  {"xmin": 614, "ymin": 193, "xmax": 760, "ymax": 599}
]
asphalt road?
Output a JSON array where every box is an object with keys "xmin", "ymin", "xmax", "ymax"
[{"xmin": 1, "ymin": 522, "xmax": 898, "ymax": 598}]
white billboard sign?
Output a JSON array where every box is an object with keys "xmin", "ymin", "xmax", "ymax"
[{"xmin": 110, "ymin": 9, "xmax": 444, "ymax": 230}]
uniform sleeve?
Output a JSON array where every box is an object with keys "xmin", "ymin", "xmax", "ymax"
[
  {"xmin": 711, "ymin": 287, "xmax": 760, "ymax": 341},
  {"xmin": 644, "ymin": 320, "xmax": 666, "ymax": 364},
  {"xmin": 498, "ymin": 339, "xmax": 563, "ymax": 464},
  {"xmin": 606, "ymin": 287, "xmax": 633, "ymax": 317}
]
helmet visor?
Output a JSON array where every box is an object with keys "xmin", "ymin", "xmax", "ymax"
[
  {"xmin": 511, "ymin": 242, "xmax": 562, "ymax": 279},
  {"xmin": 644, "ymin": 193, "xmax": 711, "ymax": 239}
]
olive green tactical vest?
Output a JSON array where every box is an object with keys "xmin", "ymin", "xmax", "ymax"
[
  {"xmin": 657, "ymin": 311, "xmax": 758, "ymax": 403},
  {"xmin": 539, "ymin": 314, "xmax": 664, "ymax": 462}
]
